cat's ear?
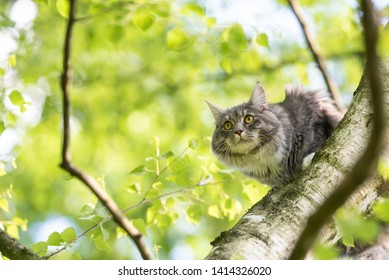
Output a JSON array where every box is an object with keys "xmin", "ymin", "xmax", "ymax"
[
  {"xmin": 205, "ymin": 100, "xmax": 225, "ymax": 120},
  {"xmin": 249, "ymin": 82, "xmax": 268, "ymax": 110}
]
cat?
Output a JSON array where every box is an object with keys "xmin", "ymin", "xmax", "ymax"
[{"xmin": 206, "ymin": 82, "xmax": 343, "ymax": 187}]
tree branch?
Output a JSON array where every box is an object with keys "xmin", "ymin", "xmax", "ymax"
[
  {"xmin": 289, "ymin": 0, "xmax": 386, "ymax": 260},
  {"xmin": 287, "ymin": 0, "xmax": 344, "ymax": 111},
  {"xmin": 0, "ymin": 229, "xmax": 41, "ymax": 260},
  {"xmin": 59, "ymin": 0, "xmax": 153, "ymax": 260}
]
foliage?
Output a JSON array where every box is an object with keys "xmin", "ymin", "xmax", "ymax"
[{"xmin": 0, "ymin": 0, "xmax": 387, "ymax": 259}]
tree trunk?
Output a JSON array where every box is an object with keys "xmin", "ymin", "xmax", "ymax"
[{"xmin": 205, "ymin": 60, "xmax": 389, "ymax": 260}]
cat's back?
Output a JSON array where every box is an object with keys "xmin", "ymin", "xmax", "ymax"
[{"xmin": 278, "ymin": 85, "xmax": 342, "ymax": 131}]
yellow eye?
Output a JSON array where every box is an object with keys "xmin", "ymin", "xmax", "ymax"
[
  {"xmin": 223, "ymin": 121, "xmax": 233, "ymax": 130},
  {"xmin": 244, "ymin": 115, "xmax": 254, "ymax": 124}
]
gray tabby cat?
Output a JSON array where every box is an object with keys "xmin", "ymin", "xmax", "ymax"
[{"xmin": 206, "ymin": 82, "xmax": 343, "ymax": 187}]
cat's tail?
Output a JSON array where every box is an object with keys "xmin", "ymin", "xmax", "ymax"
[{"xmin": 285, "ymin": 84, "xmax": 344, "ymax": 129}]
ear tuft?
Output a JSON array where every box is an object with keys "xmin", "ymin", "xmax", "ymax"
[
  {"xmin": 249, "ymin": 82, "xmax": 268, "ymax": 110},
  {"xmin": 205, "ymin": 100, "xmax": 225, "ymax": 120}
]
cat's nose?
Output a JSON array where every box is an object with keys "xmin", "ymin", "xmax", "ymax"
[{"xmin": 234, "ymin": 129, "xmax": 243, "ymax": 136}]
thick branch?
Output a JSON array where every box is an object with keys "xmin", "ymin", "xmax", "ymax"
[
  {"xmin": 289, "ymin": 0, "xmax": 386, "ymax": 260},
  {"xmin": 59, "ymin": 0, "xmax": 153, "ymax": 260},
  {"xmin": 287, "ymin": 0, "xmax": 344, "ymax": 111},
  {"xmin": 0, "ymin": 229, "xmax": 41, "ymax": 260}
]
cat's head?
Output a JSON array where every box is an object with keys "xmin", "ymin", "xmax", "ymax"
[{"xmin": 206, "ymin": 82, "xmax": 280, "ymax": 158}]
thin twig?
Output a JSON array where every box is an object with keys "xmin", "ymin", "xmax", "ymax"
[
  {"xmin": 287, "ymin": 0, "xmax": 344, "ymax": 112},
  {"xmin": 289, "ymin": 0, "xmax": 386, "ymax": 259},
  {"xmin": 143, "ymin": 145, "xmax": 192, "ymax": 199},
  {"xmin": 59, "ymin": 0, "xmax": 153, "ymax": 260}
]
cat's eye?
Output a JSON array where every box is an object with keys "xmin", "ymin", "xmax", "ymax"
[
  {"xmin": 244, "ymin": 115, "xmax": 254, "ymax": 124},
  {"xmin": 223, "ymin": 121, "xmax": 233, "ymax": 130}
]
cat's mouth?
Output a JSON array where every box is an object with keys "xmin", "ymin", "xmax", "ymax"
[
  {"xmin": 229, "ymin": 136, "xmax": 258, "ymax": 154},
  {"xmin": 233, "ymin": 133, "xmax": 250, "ymax": 142}
]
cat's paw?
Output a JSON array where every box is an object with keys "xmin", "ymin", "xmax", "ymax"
[{"xmin": 302, "ymin": 153, "xmax": 315, "ymax": 170}]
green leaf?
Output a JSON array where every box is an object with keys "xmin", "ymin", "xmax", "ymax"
[
  {"xmin": 109, "ymin": 25, "xmax": 124, "ymax": 44},
  {"xmin": 176, "ymin": 170, "xmax": 191, "ymax": 186},
  {"xmin": 126, "ymin": 183, "xmax": 141, "ymax": 194},
  {"xmin": 132, "ymin": 219, "xmax": 147, "ymax": 236},
  {"xmin": 155, "ymin": 214, "xmax": 172, "ymax": 228},
  {"xmin": 8, "ymin": 54, "xmax": 16, "ymax": 66},
  {"xmin": 100, "ymin": 224, "xmax": 110, "ymax": 240},
  {"xmin": 146, "ymin": 200, "xmax": 163, "ymax": 224},
  {"xmin": 181, "ymin": 2, "xmax": 205, "ymax": 16},
  {"xmin": 7, "ymin": 113, "xmax": 17, "ymax": 126},
  {"xmin": 9, "ymin": 90, "xmax": 24, "ymax": 106},
  {"xmin": 9, "ymin": 90, "xmax": 27, "ymax": 112},
  {"xmin": 0, "ymin": 169, "xmax": 6, "ymax": 177},
  {"xmin": 256, "ymin": 33, "xmax": 270, "ymax": 49},
  {"xmin": 0, "ymin": 121, "xmax": 5, "ymax": 135},
  {"xmin": 188, "ymin": 138, "xmax": 198, "ymax": 150},
  {"xmin": 79, "ymin": 203, "xmax": 95, "ymax": 220},
  {"xmin": 71, "ymin": 252, "xmax": 81, "ymax": 260},
  {"xmin": 47, "ymin": 232, "xmax": 63, "ymax": 246},
  {"xmin": 56, "ymin": 0, "xmax": 70, "ymax": 18},
  {"xmin": 94, "ymin": 235, "xmax": 110, "ymax": 251},
  {"xmin": 0, "ymin": 198, "xmax": 9, "ymax": 212},
  {"xmin": 116, "ymin": 227, "xmax": 127, "ymax": 239},
  {"xmin": 336, "ymin": 209, "xmax": 380, "ymax": 244},
  {"xmin": 168, "ymin": 155, "xmax": 190, "ymax": 173},
  {"xmin": 95, "ymin": 202, "xmax": 109, "ymax": 218},
  {"xmin": 158, "ymin": 151, "xmax": 174, "ymax": 160},
  {"xmin": 204, "ymin": 17, "xmax": 216, "ymax": 27},
  {"xmin": 342, "ymin": 234, "xmax": 354, "ymax": 247},
  {"xmin": 166, "ymin": 28, "xmax": 191, "ymax": 51},
  {"xmin": 12, "ymin": 217, "xmax": 27, "ymax": 231},
  {"xmin": 6, "ymin": 224, "xmax": 19, "ymax": 239},
  {"xmin": 353, "ymin": 219, "xmax": 379, "ymax": 243},
  {"xmin": 378, "ymin": 27, "xmax": 389, "ymax": 56},
  {"xmin": 129, "ymin": 165, "xmax": 146, "ymax": 175},
  {"xmin": 61, "ymin": 227, "xmax": 76, "ymax": 244},
  {"xmin": 0, "ymin": 68, "xmax": 5, "ymax": 77},
  {"xmin": 373, "ymin": 198, "xmax": 389, "ymax": 222},
  {"xmin": 168, "ymin": 211, "xmax": 179, "ymax": 222},
  {"xmin": 220, "ymin": 59, "xmax": 233, "ymax": 74},
  {"xmin": 222, "ymin": 198, "xmax": 242, "ymax": 221},
  {"xmin": 208, "ymin": 205, "xmax": 221, "ymax": 219},
  {"xmin": 222, "ymin": 24, "xmax": 247, "ymax": 51},
  {"xmin": 242, "ymin": 183, "xmax": 269, "ymax": 204},
  {"xmin": 187, "ymin": 204, "xmax": 202, "ymax": 224},
  {"xmin": 378, "ymin": 160, "xmax": 389, "ymax": 180},
  {"xmin": 31, "ymin": 241, "xmax": 48, "ymax": 256},
  {"xmin": 152, "ymin": 4, "xmax": 170, "ymax": 18},
  {"xmin": 133, "ymin": 13, "xmax": 155, "ymax": 32},
  {"xmin": 312, "ymin": 243, "xmax": 340, "ymax": 260},
  {"xmin": 166, "ymin": 197, "xmax": 175, "ymax": 208}
]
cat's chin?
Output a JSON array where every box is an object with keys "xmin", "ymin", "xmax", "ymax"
[{"xmin": 229, "ymin": 141, "xmax": 257, "ymax": 154}]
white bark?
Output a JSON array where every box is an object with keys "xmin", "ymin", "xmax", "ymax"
[{"xmin": 205, "ymin": 61, "xmax": 389, "ymax": 260}]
